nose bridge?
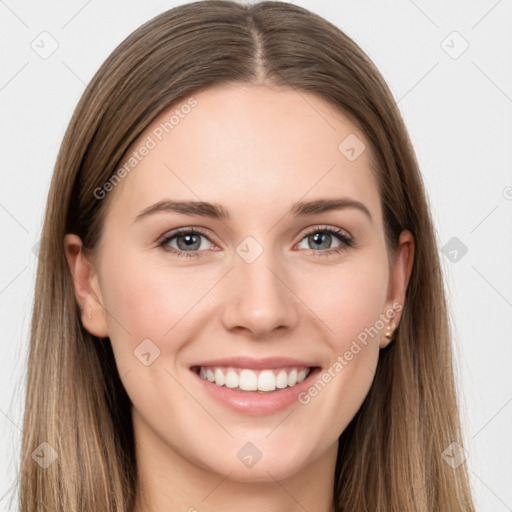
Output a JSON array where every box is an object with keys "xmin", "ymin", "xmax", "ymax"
[{"xmin": 221, "ymin": 236, "xmax": 298, "ymax": 337}]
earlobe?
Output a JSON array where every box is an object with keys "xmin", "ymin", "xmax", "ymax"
[{"xmin": 64, "ymin": 234, "xmax": 109, "ymax": 338}]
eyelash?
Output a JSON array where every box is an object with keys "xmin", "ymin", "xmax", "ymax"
[{"xmin": 157, "ymin": 226, "xmax": 354, "ymax": 259}]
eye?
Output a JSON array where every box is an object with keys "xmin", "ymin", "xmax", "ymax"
[
  {"xmin": 296, "ymin": 226, "xmax": 354, "ymax": 256},
  {"xmin": 158, "ymin": 225, "xmax": 354, "ymax": 259},
  {"xmin": 158, "ymin": 228, "xmax": 215, "ymax": 258}
]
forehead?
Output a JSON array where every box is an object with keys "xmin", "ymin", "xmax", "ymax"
[{"xmin": 105, "ymin": 83, "xmax": 381, "ymax": 225}]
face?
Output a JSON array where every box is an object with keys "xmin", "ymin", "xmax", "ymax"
[{"xmin": 66, "ymin": 83, "xmax": 413, "ymax": 484}]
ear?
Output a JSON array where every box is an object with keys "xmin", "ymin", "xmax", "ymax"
[
  {"xmin": 64, "ymin": 233, "xmax": 109, "ymax": 338},
  {"xmin": 380, "ymin": 229, "xmax": 414, "ymax": 348}
]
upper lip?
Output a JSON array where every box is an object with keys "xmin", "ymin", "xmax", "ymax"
[{"xmin": 190, "ymin": 356, "xmax": 319, "ymax": 370}]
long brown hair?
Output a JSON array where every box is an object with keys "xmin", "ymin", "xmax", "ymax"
[{"xmin": 18, "ymin": 1, "xmax": 475, "ymax": 510}]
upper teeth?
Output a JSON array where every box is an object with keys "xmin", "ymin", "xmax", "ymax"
[{"xmin": 198, "ymin": 367, "xmax": 310, "ymax": 391}]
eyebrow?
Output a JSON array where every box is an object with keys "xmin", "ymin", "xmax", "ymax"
[{"xmin": 134, "ymin": 197, "xmax": 372, "ymax": 224}]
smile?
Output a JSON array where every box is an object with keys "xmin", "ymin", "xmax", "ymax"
[
  {"xmin": 195, "ymin": 366, "xmax": 311, "ymax": 393},
  {"xmin": 189, "ymin": 356, "xmax": 321, "ymax": 415}
]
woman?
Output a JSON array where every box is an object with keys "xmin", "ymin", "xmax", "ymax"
[{"xmin": 19, "ymin": 1, "xmax": 476, "ymax": 510}]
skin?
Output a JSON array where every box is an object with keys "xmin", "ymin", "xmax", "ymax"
[{"xmin": 65, "ymin": 83, "xmax": 414, "ymax": 512}]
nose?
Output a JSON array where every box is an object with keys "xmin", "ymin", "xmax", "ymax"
[{"xmin": 220, "ymin": 246, "xmax": 300, "ymax": 339}]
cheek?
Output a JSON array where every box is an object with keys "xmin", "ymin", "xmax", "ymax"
[
  {"xmin": 98, "ymin": 251, "xmax": 222, "ymax": 363},
  {"xmin": 97, "ymin": 256, "xmax": 209, "ymax": 419},
  {"xmin": 294, "ymin": 256, "xmax": 388, "ymax": 431},
  {"xmin": 310, "ymin": 255, "xmax": 389, "ymax": 348}
]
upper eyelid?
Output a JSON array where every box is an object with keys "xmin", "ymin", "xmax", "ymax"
[
  {"xmin": 159, "ymin": 227, "xmax": 216, "ymax": 245},
  {"xmin": 302, "ymin": 224, "xmax": 352, "ymax": 238}
]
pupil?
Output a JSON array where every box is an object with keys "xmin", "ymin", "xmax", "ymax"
[
  {"xmin": 179, "ymin": 234, "xmax": 199, "ymax": 250},
  {"xmin": 311, "ymin": 232, "xmax": 330, "ymax": 249}
]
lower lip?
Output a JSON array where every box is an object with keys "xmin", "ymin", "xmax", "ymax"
[{"xmin": 191, "ymin": 367, "xmax": 321, "ymax": 416}]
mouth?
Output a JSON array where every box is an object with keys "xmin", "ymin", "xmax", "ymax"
[
  {"xmin": 189, "ymin": 358, "xmax": 321, "ymax": 415},
  {"xmin": 191, "ymin": 365, "xmax": 314, "ymax": 393}
]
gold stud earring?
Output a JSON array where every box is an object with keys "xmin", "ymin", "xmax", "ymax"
[{"xmin": 385, "ymin": 323, "xmax": 395, "ymax": 339}]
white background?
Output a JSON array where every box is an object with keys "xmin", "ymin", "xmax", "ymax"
[{"xmin": 1, "ymin": 1, "xmax": 511, "ymax": 510}]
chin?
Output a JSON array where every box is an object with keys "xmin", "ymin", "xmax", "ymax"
[{"xmin": 201, "ymin": 446, "xmax": 314, "ymax": 483}]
